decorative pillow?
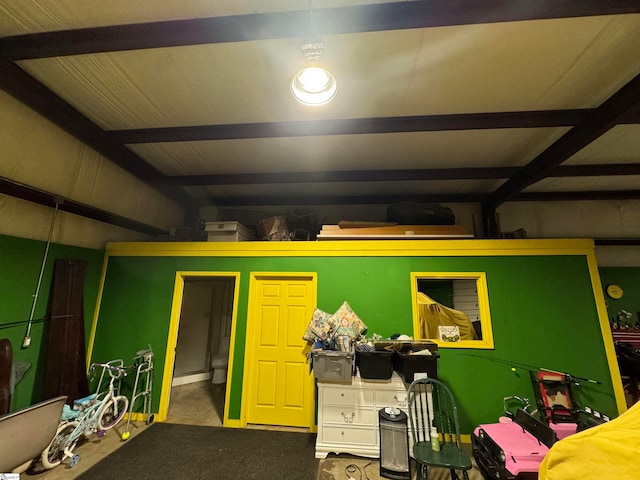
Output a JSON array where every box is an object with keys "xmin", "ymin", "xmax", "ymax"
[
  {"xmin": 328, "ymin": 301, "xmax": 368, "ymax": 339},
  {"xmin": 303, "ymin": 308, "xmax": 333, "ymax": 343}
]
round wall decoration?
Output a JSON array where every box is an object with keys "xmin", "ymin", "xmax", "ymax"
[{"xmin": 605, "ymin": 284, "xmax": 624, "ymax": 300}]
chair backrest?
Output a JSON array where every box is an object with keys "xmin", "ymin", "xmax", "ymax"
[{"xmin": 407, "ymin": 377, "xmax": 462, "ymax": 449}]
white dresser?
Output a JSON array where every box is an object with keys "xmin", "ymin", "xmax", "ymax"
[{"xmin": 315, "ymin": 371, "xmax": 409, "ymax": 459}]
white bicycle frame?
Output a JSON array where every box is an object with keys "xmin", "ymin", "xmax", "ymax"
[{"xmin": 42, "ymin": 360, "xmax": 129, "ymax": 468}]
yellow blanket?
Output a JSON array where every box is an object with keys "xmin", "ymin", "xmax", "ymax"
[
  {"xmin": 539, "ymin": 401, "xmax": 640, "ymax": 480},
  {"xmin": 416, "ymin": 292, "xmax": 477, "ymax": 341}
]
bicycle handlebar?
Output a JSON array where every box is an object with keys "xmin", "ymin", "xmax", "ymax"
[{"xmin": 90, "ymin": 362, "xmax": 127, "ymax": 377}]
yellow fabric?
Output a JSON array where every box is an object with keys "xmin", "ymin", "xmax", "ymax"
[
  {"xmin": 416, "ymin": 292, "xmax": 477, "ymax": 341},
  {"xmin": 539, "ymin": 401, "xmax": 640, "ymax": 480}
]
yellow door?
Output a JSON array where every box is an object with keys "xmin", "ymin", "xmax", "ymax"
[{"xmin": 245, "ymin": 274, "xmax": 315, "ymax": 428}]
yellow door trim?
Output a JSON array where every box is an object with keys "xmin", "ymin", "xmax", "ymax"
[{"xmin": 158, "ymin": 271, "xmax": 241, "ymax": 423}]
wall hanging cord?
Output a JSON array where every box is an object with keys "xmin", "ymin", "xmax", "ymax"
[
  {"xmin": 1, "ymin": 314, "xmax": 73, "ymax": 331},
  {"xmin": 1, "ymin": 317, "xmax": 47, "ymax": 331},
  {"xmin": 23, "ymin": 198, "xmax": 62, "ymax": 347}
]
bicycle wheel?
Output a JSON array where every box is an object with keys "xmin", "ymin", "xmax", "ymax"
[
  {"xmin": 41, "ymin": 421, "xmax": 79, "ymax": 470},
  {"xmin": 98, "ymin": 395, "xmax": 129, "ymax": 430}
]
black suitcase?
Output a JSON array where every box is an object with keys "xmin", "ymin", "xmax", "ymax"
[{"xmin": 386, "ymin": 202, "xmax": 455, "ymax": 225}]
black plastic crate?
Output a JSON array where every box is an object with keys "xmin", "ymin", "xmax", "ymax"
[
  {"xmin": 374, "ymin": 340, "xmax": 439, "ymax": 353},
  {"xmin": 356, "ymin": 350, "xmax": 394, "ymax": 379},
  {"xmin": 393, "ymin": 350, "xmax": 439, "ymax": 383}
]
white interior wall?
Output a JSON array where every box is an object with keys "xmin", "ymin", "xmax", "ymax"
[
  {"xmin": 174, "ymin": 283, "xmax": 214, "ymax": 379},
  {"xmin": 498, "ymin": 200, "xmax": 640, "ymax": 266},
  {"xmin": 0, "ymin": 91, "xmax": 185, "ymax": 250},
  {"xmin": 209, "ymin": 280, "xmax": 234, "ymax": 357},
  {"xmin": 0, "ymin": 195, "xmax": 157, "ymax": 247}
]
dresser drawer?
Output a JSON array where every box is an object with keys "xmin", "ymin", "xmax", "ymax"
[
  {"xmin": 322, "ymin": 425, "xmax": 377, "ymax": 446},
  {"xmin": 321, "ymin": 386, "xmax": 374, "ymax": 406},
  {"xmin": 322, "ymin": 405, "xmax": 376, "ymax": 426},
  {"xmin": 375, "ymin": 389, "xmax": 408, "ymax": 409}
]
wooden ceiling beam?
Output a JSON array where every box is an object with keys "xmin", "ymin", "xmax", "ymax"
[
  {"xmin": 554, "ymin": 164, "xmax": 640, "ymax": 177},
  {"xmin": 110, "ymin": 109, "xmax": 640, "ymax": 143},
  {"xmin": 484, "ymin": 71, "xmax": 640, "ymax": 209},
  {"xmin": 205, "ymin": 188, "xmax": 640, "ymax": 207},
  {"xmin": 206, "ymin": 193, "xmax": 485, "ymax": 207},
  {"xmin": 170, "ymin": 168, "xmax": 517, "ymax": 186},
  {"xmin": 2, "ymin": 1, "xmax": 639, "ymax": 60},
  {"xmin": 167, "ymin": 163, "xmax": 639, "ymax": 186},
  {"xmin": 110, "ymin": 110, "xmax": 590, "ymax": 143}
]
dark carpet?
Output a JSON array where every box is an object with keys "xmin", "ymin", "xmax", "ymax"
[{"xmin": 76, "ymin": 423, "xmax": 319, "ymax": 480}]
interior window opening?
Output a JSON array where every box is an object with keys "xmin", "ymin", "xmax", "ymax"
[{"xmin": 412, "ymin": 273, "xmax": 494, "ymax": 349}]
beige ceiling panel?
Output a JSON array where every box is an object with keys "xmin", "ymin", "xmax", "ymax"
[
  {"xmin": 564, "ymin": 125, "xmax": 640, "ymax": 164},
  {"xmin": 18, "ymin": 29, "xmax": 425, "ymax": 128},
  {"xmin": 19, "ymin": 38, "xmax": 306, "ymax": 129},
  {"xmin": 524, "ymin": 175, "xmax": 640, "ymax": 192},
  {"xmin": 402, "ymin": 15, "xmax": 640, "ymax": 114},
  {"xmin": 18, "ymin": 15, "xmax": 640, "ymax": 131},
  {"xmin": 391, "ymin": 128, "xmax": 569, "ymax": 168},
  {"xmin": 129, "ymin": 134, "xmax": 409, "ymax": 175}
]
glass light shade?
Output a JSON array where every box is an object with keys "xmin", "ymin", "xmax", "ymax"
[{"xmin": 291, "ymin": 66, "xmax": 337, "ymax": 106}]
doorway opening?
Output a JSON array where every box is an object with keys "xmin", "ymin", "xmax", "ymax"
[{"xmin": 165, "ymin": 274, "xmax": 238, "ymax": 426}]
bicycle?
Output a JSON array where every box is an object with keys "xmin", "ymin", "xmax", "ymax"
[{"xmin": 40, "ymin": 360, "xmax": 130, "ymax": 469}]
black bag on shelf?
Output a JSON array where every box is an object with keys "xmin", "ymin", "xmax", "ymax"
[{"xmin": 386, "ymin": 202, "xmax": 455, "ymax": 225}]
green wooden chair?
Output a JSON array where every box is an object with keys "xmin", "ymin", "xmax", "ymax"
[{"xmin": 407, "ymin": 377, "xmax": 472, "ymax": 480}]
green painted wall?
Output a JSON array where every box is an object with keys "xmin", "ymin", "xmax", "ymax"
[
  {"xmin": 94, "ymin": 250, "xmax": 617, "ymax": 432},
  {"xmin": 599, "ymin": 267, "xmax": 640, "ymax": 328},
  {"xmin": 0, "ymin": 234, "xmax": 104, "ymax": 410}
]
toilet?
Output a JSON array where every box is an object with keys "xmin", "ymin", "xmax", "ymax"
[{"xmin": 211, "ymin": 336, "xmax": 230, "ymax": 384}]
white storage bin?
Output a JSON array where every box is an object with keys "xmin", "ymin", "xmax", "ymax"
[{"xmin": 205, "ymin": 221, "xmax": 253, "ymax": 242}]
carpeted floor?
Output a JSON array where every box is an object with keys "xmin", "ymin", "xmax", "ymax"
[{"xmin": 76, "ymin": 423, "xmax": 319, "ymax": 480}]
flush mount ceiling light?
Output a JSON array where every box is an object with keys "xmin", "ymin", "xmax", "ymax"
[{"xmin": 291, "ymin": 38, "xmax": 337, "ymax": 106}]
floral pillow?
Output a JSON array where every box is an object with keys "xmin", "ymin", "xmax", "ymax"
[
  {"xmin": 328, "ymin": 301, "xmax": 368, "ymax": 339},
  {"xmin": 303, "ymin": 308, "xmax": 333, "ymax": 343}
]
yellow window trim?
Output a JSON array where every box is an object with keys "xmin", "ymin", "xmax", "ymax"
[{"xmin": 411, "ymin": 272, "xmax": 494, "ymax": 350}]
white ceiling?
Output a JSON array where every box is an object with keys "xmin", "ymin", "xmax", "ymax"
[{"xmin": 1, "ymin": 1, "xmax": 639, "ymax": 236}]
